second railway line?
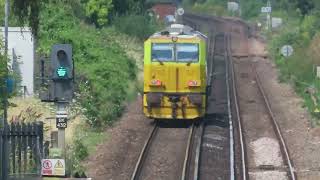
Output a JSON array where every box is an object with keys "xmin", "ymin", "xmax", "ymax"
[
  {"xmin": 231, "ymin": 56, "xmax": 296, "ymax": 180},
  {"xmin": 184, "ymin": 13, "xmax": 296, "ymax": 180}
]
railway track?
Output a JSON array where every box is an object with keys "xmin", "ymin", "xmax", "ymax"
[
  {"xmin": 131, "ymin": 14, "xmax": 296, "ymax": 180},
  {"xmin": 131, "ymin": 121, "xmax": 198, "ymax": 180},
  {"xmin": 230, "ymin": 50, "xmax": 296, "ymax": 179},
  {"xmin": 192, "ymin": 33, "xmax": 238, "ymax": 180},
  {"xmin": 131, "ymin": 31, "xmax": 236, "ymax": 180},
  {"xmin": 253, "ymin": 63, "xmax": 296, "ymax": 179}
]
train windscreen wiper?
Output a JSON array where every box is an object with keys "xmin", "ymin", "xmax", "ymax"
[{"xmin": 152, "ymin": 54, "xmax": 164, "ymax": 65}]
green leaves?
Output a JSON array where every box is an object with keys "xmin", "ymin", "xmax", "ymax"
[
  {"xmin": 12, "ymin": 0, "xmax": 42, "ymax": 37},
  {"xmin": 37, "ymin": 1, "xmax": 136, "ymax": 127},
  {"xmin": 114, "ymin": 15, "xmax": 159, "ymax": 40},
  {"xmin": 85, "ymin": 0, "xmax": 113, "ymax": 27}
]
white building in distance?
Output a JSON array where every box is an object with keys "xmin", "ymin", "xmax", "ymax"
[{"xmin": 0, "ymin": 27, "xmax": 35, "ymax": 96}]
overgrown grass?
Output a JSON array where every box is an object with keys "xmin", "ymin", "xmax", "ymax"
[
  {"xmin": 65, "ymin": 121, "xmax": 108, "ymax": 176},
  {"xmin": 268, "ymin": 13, "xmax": 320, "ymax": 126},
  {"xmin": 114, "ymin": 14, "xmax": 160, "ymax": 40},
  {"xmin": 183, "ymin": 0, "xmax": 228, "ymax": 17},
  {"xmin": 80, "ymin": 128, "xmax": 108, "ymax": 154},
  {"xmin": 38, "ymin": 2, "xmax": 137, "ymax": 128}
]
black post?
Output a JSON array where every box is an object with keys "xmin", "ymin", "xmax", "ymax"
[
  {"xmin": 38, "ymin": 122, "xmax": 44, "ymax": 158},
  {"xmin": 17, "ymin": 123, "xmax": 22, "ymax": 174},
  {"xmin": 41, "ymin": 58, "xmax": 45, "ymax": 85},
  {"xmin": 0, "ymin": 125, "xmax": 3, "ymax": 180},
  {"xmin": 34, "ymin": 121, "xmax": 43, "ymax": 174},
  {"xmin": 2, "ymin": 124, "xmax": 9, "ymax": 180},
  {"xmin": 27, "ymin": 123, "xmax": 32, "ymax": 170},
  {"xmin": 22, "ymin": 123, "xmax": 27, "ymax": 173},
  {"xmin": 11, "ymin": 123, "xmax": 16, "ymax": 174}
]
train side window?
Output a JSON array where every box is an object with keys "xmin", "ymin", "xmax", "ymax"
[
  {"xmin": 152, "ymin": 43, "xmax": 174, "ymax": 62},
  {"xmin": 176, "ymin": 43, "xmax": 199, "ymax": 63}
]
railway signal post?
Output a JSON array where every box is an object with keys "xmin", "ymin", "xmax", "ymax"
[{"xmin": 51, "ymin": 44, "xmax": 74, "ymax": 157}]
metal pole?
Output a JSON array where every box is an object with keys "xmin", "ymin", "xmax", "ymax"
[
  {"xmin": 239, "ymin": 0, "xmax": 241, "ymax": 17},
  {"xmin": 2, "ymin": 124, "xmax": 8, "ymax": 180},
  {"xmin": 267, "ymin": 0, "xmax": 272, "ymax": 31},
  {"xmin": 56, "ymin": 102, "xmax": 67, "ymax": 157},
  {"xmin": 3, "ymin": 0, "xmax": 9, "ymax": 126}
]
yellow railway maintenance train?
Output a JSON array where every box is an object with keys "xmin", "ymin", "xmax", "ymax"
[{"xmin": 143, "ymin": 24, "xmax": 209, "ymax": 120}]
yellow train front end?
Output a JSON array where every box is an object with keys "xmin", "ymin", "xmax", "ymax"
[{"xmin": 143, "ymin": 24, "xmax": 207, "ymax": 120}]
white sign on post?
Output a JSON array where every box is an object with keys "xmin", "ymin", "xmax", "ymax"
[
  {"xmin": 41, "ymin": 159, "xmax": 65, "ymax": 176},
  {"xmin": 228, "ymin": 2, "xmax": 239, "ymax": 12},
  {"xmin": 272, "ymin": 17, "xmax": 283, "ymax": 28},
  {"xmin": 316, "ymin": 66, "xmax": 320, "ymax": 78},
  {"xmin": 281, "ymin": 45, "xmax": 294, "ymax": 57},
  {"xmin": 261, "ymin": 6, "xmax": 272, "ymax": 13},
  {"xmin": 177, "ymin": 8, "xmax": 185, "ymax": 16}
]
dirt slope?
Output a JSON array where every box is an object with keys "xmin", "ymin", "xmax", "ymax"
[{"xmin": 84, "ymin": 96, "xmax": 152, "ymax": 180}]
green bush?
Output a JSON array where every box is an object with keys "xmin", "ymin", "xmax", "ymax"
[
  {"xmin": 0, "ymin": 40, "xmax": 6, "ymax": 112},
  {"xmin": 74, "ymin": 138, "xmax": 89, "ymax": 160},
  {"xmin": 114, "ymin": 15, "xmax": 159, "ymax": 40},
  {"xmin": 268, "ymin": 13, "xmax": 320, "ymax": 124},
  {"xmin": 38, "ymin": 2, "xmax": 137, "ymax": 127},
  {"xmin": 185, "ymin": 0, "xmax": 228, "ymax": 17},
  {"xmin": 66, "ymin": 137, "xmax": 88, "ymax": 177}
]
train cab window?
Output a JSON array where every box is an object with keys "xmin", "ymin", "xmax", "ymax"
[
  {"xmin": 176, "ymin": 44, "xmax": 199, "ymax": 63},
  {"xmin": 152, "ymin": 43, "xmax": 174, "ymax": 62}
]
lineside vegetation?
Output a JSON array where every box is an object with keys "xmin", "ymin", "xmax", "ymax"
[
  {"xmin": 1, "ymin": 0, "xmax": 158, "ymax": 175},
  {"xmin": 184, "ymin": 0, "xmax": 320, "ymax": 124}
]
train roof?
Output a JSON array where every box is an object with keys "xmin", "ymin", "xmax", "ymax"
[{"xmin": 150, "ymin": 24, "xmax": 207, "ymax": 40}]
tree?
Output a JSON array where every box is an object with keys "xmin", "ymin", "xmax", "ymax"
[
  {"xmin": 12, "ymin": 0, "xmax": 42, "ymax": 37},
  {"xmin": 296, "ymin": 0, "xmax": 314, "ymax": 16},
  {"xmin": 0, "ymin": 40, "xmax": 7, "ymax": 112},
  {"xmin": 84, "ymin": 0, "xmax": 113, "ymax": 27},
  {"xmin": 112, "ymin": 0, "xmax": 148, "ymax": 16}
]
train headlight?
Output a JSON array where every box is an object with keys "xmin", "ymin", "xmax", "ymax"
[
  {"xmin": 188, "ymin": 80, "xmax": 200, "ymax": 87},
  {"xmin": 150, "ymin": 79, "xmax": 162, "ymax": 86}
]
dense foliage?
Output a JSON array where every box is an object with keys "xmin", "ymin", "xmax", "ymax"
[
  {"xmin": 268, "ymin": 12, "xmax": 320, "ymax": 124},
  {"xmin": 37, "ymin": 1, "xmax": 137, "ymax": 127},
  {"xmin": 184, "ymin": 0, "xmax": 320, "ymax": 123},
  {"xmin": 11, "ymin": 0, "xmax": 42, "ymax": 36},
  {"xmin": 114, "ymin": 15, "xmax": 159, "ymax": 40},
  {"xmin": 0, "ymin": 41, "xmax": 6, "ymax": 113},
  {"xmin": 184, "ymin": 0, "xmax": 317, "ymax": 19},
  {"xmin": 8, "ymin": 0, "xmax": 150, "ymax": 35},
  {"xmin": 0, "ymin": 0, "xmax": 159, "ymax": 125},
  {"xmin": 83, "ymin": 0, "xmax": 113, "ymax": 27}
]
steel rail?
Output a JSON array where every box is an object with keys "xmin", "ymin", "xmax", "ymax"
[
  {"xmin": 130, "ymin": 122, "xmax": 159, "ymax": 180},
  {"xmin": 181, "ymin": 124, "xmax": 195, "ymax": 180},
  {"xmin": 193, "ymin": 122, "xmax": 204, "ymax": 180},
  {"xmin": 253, "ymin": 65, "xmax": 297, "ymax": 180},
  {"xmin": 225, "ymin": 34, "xmax": 236, "ymax": 180},
  {"xmin": 228, "ymin": 34, "xmax": 248, "ymax": 180}
]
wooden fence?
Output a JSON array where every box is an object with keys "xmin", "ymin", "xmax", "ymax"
[{"xmin": 0, "ymin": 122, "xmax": 44, "ymax": 180}]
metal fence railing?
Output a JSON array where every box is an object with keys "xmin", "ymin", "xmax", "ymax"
[{"xmin": 0, "ymin": 122, "xmax": 44, "ymax": 180}]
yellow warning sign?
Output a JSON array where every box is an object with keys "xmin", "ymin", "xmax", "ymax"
[
  {"xmin": 41, "ymin": 159, "xmax": 65, "ymax": 176},
  {"xmin": 314, "ymin": 108, "xmax": 320, "ymax": 113},
  {"xmin": 54, "ymin": 160, "xmax": 64, "ymax": 168}
]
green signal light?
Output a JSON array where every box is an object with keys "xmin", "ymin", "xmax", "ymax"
[{"xmin": 57, "ymin": 67, "xmax": 68, "ymax": 78}]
